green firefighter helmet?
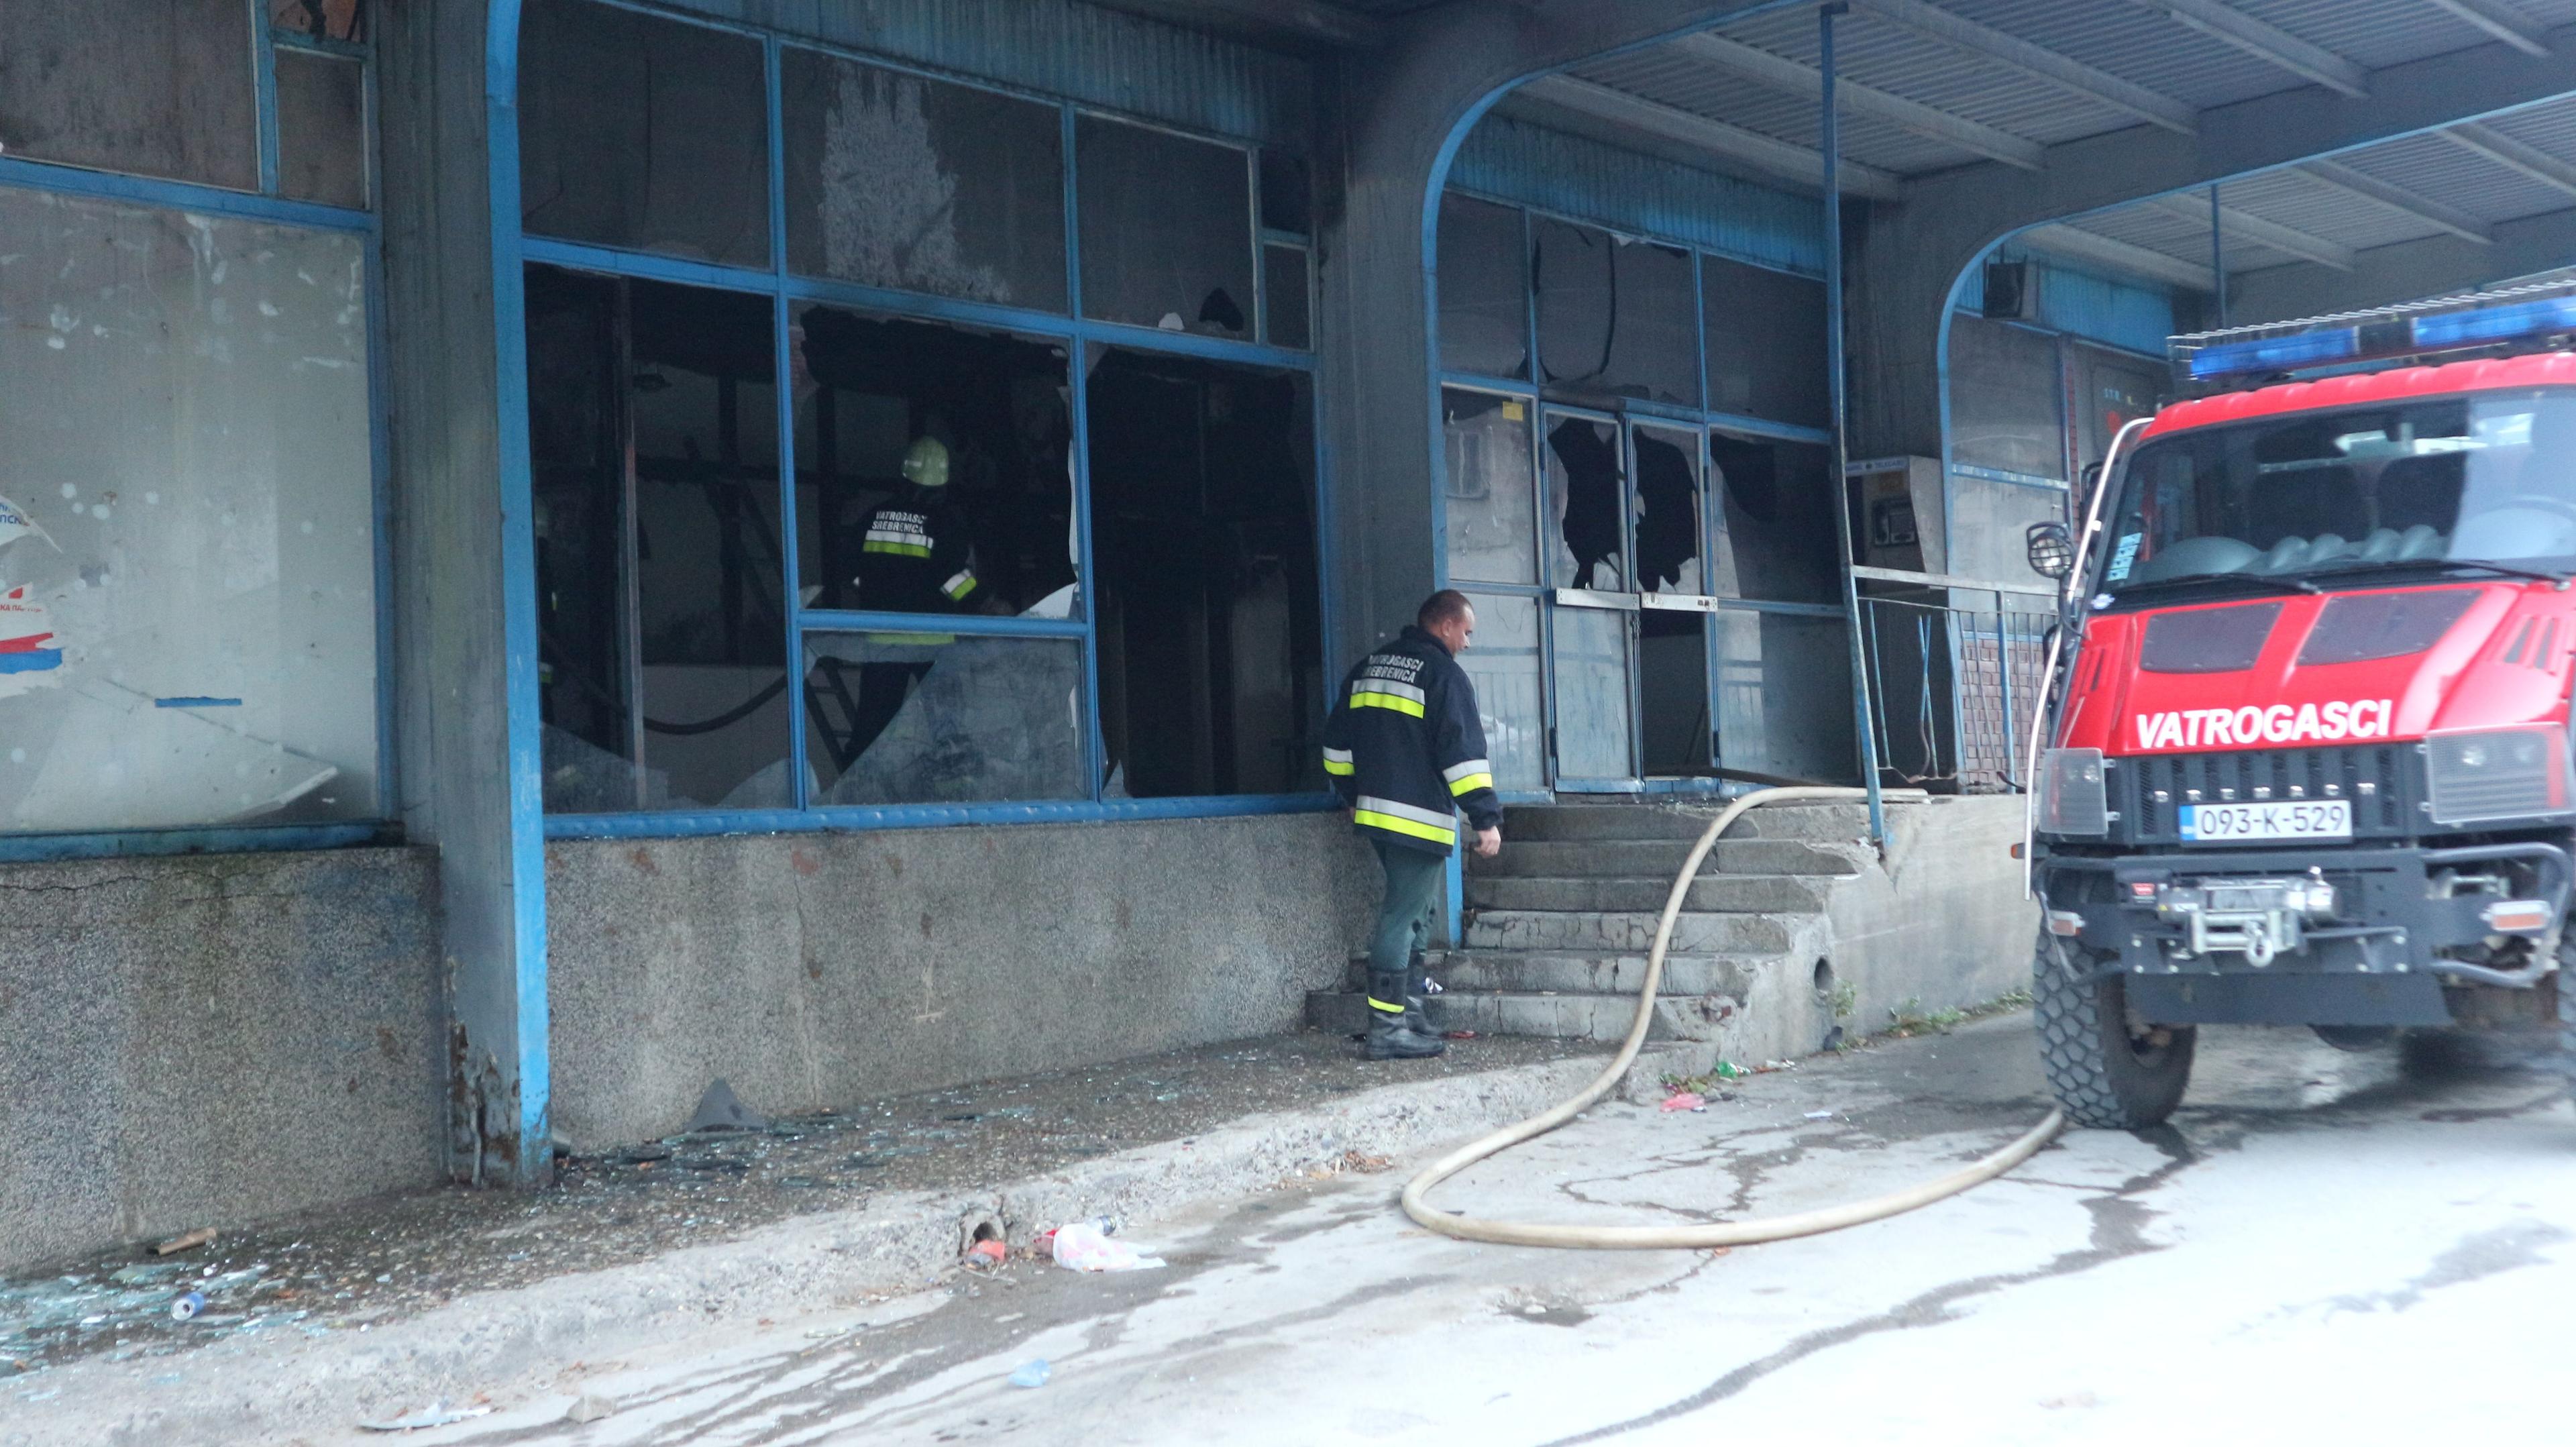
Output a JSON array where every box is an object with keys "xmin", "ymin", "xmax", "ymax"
[{"xmin": 902, "ymin": 435, "xmax": 951, "ymax": 489}]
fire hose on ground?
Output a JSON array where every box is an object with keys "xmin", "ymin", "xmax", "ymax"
[{"xmin": 1400, "ymin": 786, "xmax": 2068, "ymax": 1250}]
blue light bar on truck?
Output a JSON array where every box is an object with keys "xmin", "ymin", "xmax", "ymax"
[
  {"xmin": 2409, "ymin": 294, "xmax": 2576, "ymax": 348},
  {"xmin": 2185, "ymin": 327, "xmax": 2358, "ymax": 380},
  {"xmin": 2169, "ymin": 272, "xmax": 2576, "ymax": 391}
]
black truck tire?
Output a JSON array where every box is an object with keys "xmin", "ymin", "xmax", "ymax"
[{"xmin": 2033, "ymin": 932, "xmax": 2196, "ymax": 1129}]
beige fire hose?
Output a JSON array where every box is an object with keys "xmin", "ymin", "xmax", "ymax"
[{"xmin": 1400, "ymin": 786, "xmax": 2066, "ymax": 1248}]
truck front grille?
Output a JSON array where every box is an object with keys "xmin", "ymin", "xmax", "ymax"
[{"xmin": 2110, "ymin": 745, "xmax": 2420, "ymax": 846}]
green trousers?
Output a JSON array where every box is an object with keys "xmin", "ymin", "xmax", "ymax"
[{"xmin": 1366, "ymin": 837, "xmax": 1446, "ymax": 1001}]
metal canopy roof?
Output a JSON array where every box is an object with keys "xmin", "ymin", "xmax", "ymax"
[
  {"xmin": 1104, "ymin": 0, "xmax": 2576, "ymax": 297},
  {"xmin": 1498, "ymin": 0, "xmax": 2576, "ymax": 293}
]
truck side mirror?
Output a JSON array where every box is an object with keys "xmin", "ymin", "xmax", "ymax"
[{"xmin": 2027, "ymin": 521, "xmax": 2075, "ymax": 580}]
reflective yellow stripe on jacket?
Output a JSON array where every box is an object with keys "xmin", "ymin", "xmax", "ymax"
[
  {"xmin": 1442, "ymin": 757, "xmax": 1493, "ymax": 797},
  {"xmin": 1353, "ymin": 794, "xmax": 1456, "ymax": 845},
  {"xmin": 1322, "ymin": 746, "xmax": 1354, "ymax": 778},
  {"xmin": 1348, "ymin": 677, "xmax": 1426, "ymax": 718}
]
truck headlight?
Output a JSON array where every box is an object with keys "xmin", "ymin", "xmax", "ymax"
[
  {"xmin": 2037, "ymin": 747, "xmax": 2108, "ymax": 836},
  {"xmin": 2426, "ymin": 725, "xmax": 2569, "ymax": 824}
]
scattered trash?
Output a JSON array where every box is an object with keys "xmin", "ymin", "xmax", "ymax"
[
  {"xmin": 1008, "ymin": 1358, "xmax": 1051, "ymax": 1389},
  {"xmin": 1713, "ymin": 1061, "xmax": 1745, "ymax": 1081},
  {"xmin": 1050, "ymin": 1220, "xmax": 1163, "ymax": 1273},
  {"xmin": 965, "ymin": 1239, "xmax": 1008, "ymax": 1267},
  {"xmin": 1820, "ymin": 1025, "xmax": 1845, "ymax": 1053},
  {"xmin": 359, "ymin": 1401, "xmax": 492, "ymax": 1432},
  {"xmin": 1803, "ymin": 1110, "xmax": 1835, "ymax": 1120},
  {"xmin": 566, "ymin": 1393, "xmax": 616, "ymax": 1424},
  {"xmin": 1442, "ymin": 1030, "xmax": 1480, "ymax": 1040},
  {"xmin": 684, "ymin": 1079, "xmax": 768, "ymax": 1134},
  {"xmin": 616, "ymin": 1144, "xmax": 673, "ymax": 1165},
  {"xmin": 1660, "ymin": 1092, "xmax": 1705, "ymax": 1113},
  {"xmin": 152, "ymin": 1228, "xmax": 216, "ymax": 1256},
  {"xmin": 107, "ymin": 1263, "xmax": 184, "ymax": 1285},
  {"xmin": 168, "ymin": 1292, "xmax": 207, "ymax": 1322}
]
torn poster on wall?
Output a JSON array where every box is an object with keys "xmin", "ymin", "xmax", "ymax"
[{"xmin": 0, "ymin": 584, "xmax": 64, "ymax": 698}]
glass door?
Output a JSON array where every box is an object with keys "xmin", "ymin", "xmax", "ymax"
[{"xmin": 1542, "ymin": 409, "xmax": 1636, "ymax": 786}]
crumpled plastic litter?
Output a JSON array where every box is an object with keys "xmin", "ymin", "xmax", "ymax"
[
  {"xmin": 1659, "ymin": 1093, "xmax": 1705, "ymax": 1113},
  {"xmin": 1803, "ymin": 1110, "xmax": 1835, "ymax": 1120},
  {"xmin": 359, "ymin": 1401, "xmax": 492, "ymax": 1432},
  {"xmin": 1049, "ymin": 1222, "xmax": 1163, "ymax": 1273},
  {"xmin": 965, "ymin": 1239, "xmax": 1007, "ymax": 1266},
  {"xmin": 1009, "ymin": 1358, "xmax": 1051, "ymax": 1388}
]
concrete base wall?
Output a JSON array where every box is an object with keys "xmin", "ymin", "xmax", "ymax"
[
  {"xmin": 1821, "ymin": 795, "xmax": 2037, "ymax": 1041},
  {"xmin": 0, "ymin": 849, "xmax": 446, "ymax": 1273},
  {"xmin": 545, "ymin": 813, "xmax": 1380, "ymax": 1151}
]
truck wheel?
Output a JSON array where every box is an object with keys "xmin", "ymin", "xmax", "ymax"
[{"xmin": 2033, "ymin": 932, "xmax": 2195, "ymax": 1130}]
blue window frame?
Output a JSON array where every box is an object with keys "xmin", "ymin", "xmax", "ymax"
[
  {"xmin": 0, "ymin": 1, "xmax": 388, "ymax": 864},
  {"xmin": 1429, "ymin": 188, "xmax": 1841, "ymax": 799},
  {"xmin": 503, "ymin": 0, "xmax": 1332, "ymax": 840}
]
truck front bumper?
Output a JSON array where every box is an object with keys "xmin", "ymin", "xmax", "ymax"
[{"xmin": 2041, "ymin": 841, "xmax": 2571, "ymax": 986}]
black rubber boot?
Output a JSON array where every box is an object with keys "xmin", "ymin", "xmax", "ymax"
[
  {"xmin": 1365, "ymin": 973, "xmax": 1446, "ymax": 1060},
  {"xmin": 1405, "ymin": 947, "xmax": 1436, "ymax": 1038}
]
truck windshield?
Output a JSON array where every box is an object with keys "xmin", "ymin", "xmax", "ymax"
[{"xmin": 2099, "ymin": 388, "xmax": 2576, "ymax": 596}]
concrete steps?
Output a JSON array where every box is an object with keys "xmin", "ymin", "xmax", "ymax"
[
  {"xmin": 1472, "ymin": 838, "xmax": 1860, "ymax": 879},
  {"xmin": 1465, "ymin": 873, "xmax": 1831, "ymax": 915},
  {"xmin": 1305, "ymin": 987, "xmax": 1743, "ymax": 1044},
  {"xmin": 1309, "ymin": 801, "xmax": 1860, "ymax": 1050},
  {"xmin": 1464, "ymin": 907, "xmax": 1796, "ymax": 956},
  {"xmin": 1500, "ymin": 801, "xmax": 1871, "ymax": 844},
  {"xmin": 1425, "ymin": 950, "xmax": 1760, "ymax": 998}
]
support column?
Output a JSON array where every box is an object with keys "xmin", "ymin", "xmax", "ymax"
[{"xmin": 376, "ymin": 0, "xmax": 553, "ymax": 1187}]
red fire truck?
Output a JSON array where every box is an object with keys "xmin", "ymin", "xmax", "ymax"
[{"xmin": 2025, "ymin": 282, "xmax": 2576, "ymax": 1128}]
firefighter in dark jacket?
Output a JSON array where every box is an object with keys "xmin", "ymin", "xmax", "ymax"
[
  {"xmin": 843, "ymin": 435, "xmax": 981, "ymax": 757},
  {"xmin": 1320, "ymin": 590, "xmax": 1504, "ymax": 1060}
]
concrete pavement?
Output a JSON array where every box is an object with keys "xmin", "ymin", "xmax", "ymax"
[{"xmin": 286, "ymin": 1012, "xmax": 2575, "ymax": 1446}]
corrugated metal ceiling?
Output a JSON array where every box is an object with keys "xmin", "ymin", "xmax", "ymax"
[{"xmin": 1533, "ymin": 0, "xmax": 2576, "ymax": 294}]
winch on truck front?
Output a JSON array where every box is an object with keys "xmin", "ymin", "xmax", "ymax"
[{"xmin": 2014, "ymin": 278, "xmax": 2576, "ymax": 1130}]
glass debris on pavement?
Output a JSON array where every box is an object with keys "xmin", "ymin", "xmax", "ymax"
[{"xmin": 0, "ymin": 1033, "xmax": 1597, "ymax": 1387}]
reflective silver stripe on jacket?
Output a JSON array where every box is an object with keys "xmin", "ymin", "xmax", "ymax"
[
  {"xmin": 1442, "ymin": 759, "xmax": 1491, "ymax": 784},
  {"xmin": 1354, "ymin": 795, "xmax": 1457, "ymax": 830}
]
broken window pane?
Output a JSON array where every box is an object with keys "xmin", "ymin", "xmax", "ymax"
[
  {"xmin": 1948, "ymin": 314, "xmax": 2065, "ymax": 483},
  {"xmin": 1454, "ymin": 592, "xmax": 1544, "ymax": 792},
  {"xmin": 1437, "ymin": 193, "xmax": 1527, "ymax": 380},
  {"xmin": 529, "ymin": 270, "xmax": 794, "ymax": 814},
  {"xmin": 1632, "ymin": 424, "xmax": 1705, "ymax": 595},
  {"xmin": 1703, "ymin": 256, "xmax": 1827, "ymax": 428},
  {"xmin": 1442, "ymin": 389, "xmax": 1537, "ymax": 586},
  {"xmin": 0, "ymin": 186, "xmax": 377, "ymax": 833},
  {"xmin": 781, "ymin": 48, "xmax": 1067, "ymax": 312},
  {"xmin": 1640, "ymin": 610, "xmax": 1711, "ymax": 776},
  {"xmin": 627, "ymin": 280, "xmax": 790, "ymax": 810},
  {"xmin": 0, "ymin": 0, "xmax": 256, "ymax": 190},
  {"xmin": 1709, "ymin": 432, "xmax": 1837, "ymax": 604},
  {"xmin": 794, "ymin": 308, "xmax": 1077, "ymax": 619},
  {"xmin": 270, "ymin": 0, "xmax": 363, "ymax": 42},
  {"xmin": 1263, "ymin": 244, "xmax": 1309, "ymax": 350},
  {"xmin": 1076, "ymin": 116, "xmax": 1254, "ymax": 338},
  {"xmin": 527, "ymin": 266, "xmax": 629, "ymax": 806},
  {"xmin": 1089, "ymin": 349, "xmax": 1322, "ymax": 798},
  {"xmin": 1258, "ymin": 150, "xmax": 1309, "ymax": 235},
  {"xmin": 1535, "ymin": 220, "xmax": 1698, "ymax": 407},
  {"xmin": 274, "ymin": 47, "xmax": 368, "ymax": 209},
  {"xmin": 1545, "ymin": 414, "xmax": 1625, "ymax": 591},
  {"xmin": 804, "ymin": 633, "xmax": 1084, "ymax": 805},
  {"xmin": 1716, "ymin": 610, "xmax": 1854, "ymax": 784},
  {"xmin": 519, "ymin": 0, "xmax": 769, "ymax": 269}
]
